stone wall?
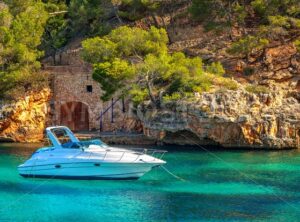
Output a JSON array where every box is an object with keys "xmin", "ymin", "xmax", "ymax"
[{"xmin": 46, "ymin": 65, "xmax": 102, "ymax": 130}]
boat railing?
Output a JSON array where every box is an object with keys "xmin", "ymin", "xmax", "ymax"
[
  {"xmin": 99, "ymin": 148, "xmax": 167, "ymax": 162},
  {"xmin": 79, "ymin": 140, "xmax": 167, "ymax": 162},
  {"xmin": 30, "ymin": 145, "xmax": 167, "ymax": 163}
]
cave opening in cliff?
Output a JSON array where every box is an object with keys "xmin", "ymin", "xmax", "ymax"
[{"xmin": 163, "ymin": 130, "xmax": 220, "ymax": 147}]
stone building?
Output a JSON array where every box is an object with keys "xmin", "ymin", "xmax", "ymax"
[
  {"xmin": 46, "ymin": 65, "xmax": 101, "ymax": 131},
  {"xmin": 43, "ymin": 44, "xmax": 141, "ymax": 133}
]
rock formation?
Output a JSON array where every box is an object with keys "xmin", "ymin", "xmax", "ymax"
[
  {"xmin": 0, "ymin": 88, "xmax": 51, "ymax": 142},
  {"xmin": 138, "ymin": 88, "xmax": 300, "ymax": 149}
]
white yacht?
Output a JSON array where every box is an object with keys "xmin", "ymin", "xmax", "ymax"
[{"xmin": 18, "ymin": 126, "xmax": 166, "ymax": 180}]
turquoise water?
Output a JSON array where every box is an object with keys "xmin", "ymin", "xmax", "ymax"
[{"xmin": 0, "ymin": 143, "xmax": 299, "ymax": 222}]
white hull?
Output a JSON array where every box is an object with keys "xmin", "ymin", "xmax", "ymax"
[
  {"xmin": 18, "ymin": 126, "xmax": 167, "ymax": 180},
  {"xmin": 18, "ymin": 162, "xmax": 159, "ymax": 180}
]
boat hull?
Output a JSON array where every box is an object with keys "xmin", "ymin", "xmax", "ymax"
[
  {"xmin": 19, "ymin": 174, "xmax": 140, "ymax": 180},
  {"xmin": 18, "ymin": 162, "xmax": 160, "ymax": 180},
  {"xmin": 18, "ymin": 126, "xmax": 167, "ymax": 180}
]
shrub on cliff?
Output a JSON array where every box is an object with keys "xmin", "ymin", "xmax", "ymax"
[
  {"xmin": 82, "ymin": 26, "xmax": 237, "ymax": 106},
  {"xmin": 245, "ymin": 85, "xmax": 269, "ymax": 94},
  {"xmin": 295, "ymin": 39, "xmax": 300, "ymax": 52},
  {"xmin": 227, "ymin": 35, "xmax": 269, "ymax": 59}
]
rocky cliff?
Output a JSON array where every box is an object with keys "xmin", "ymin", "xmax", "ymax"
[
  {"xmin": 138, "ymin": 87, "xmax": 300, "ymax": 149},
  {"xmin": 125, "ymin": 2, "xmax": 300, "ymax": 149},
  {"xmin": 40, "ymin": 26, "xmax": 300, "ymax": 149},
  {"xmin": 7, "ymin": 0, "xmax": 298, "ymax": 148},
  {"xmin": 0, "ymin": 88, "xmax": 51, "ymax": 142}
]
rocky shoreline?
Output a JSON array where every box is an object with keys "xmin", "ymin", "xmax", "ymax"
[
  {"xmin": 138, "ymin": 88, "xmax": 300, "ymax": 149},
  {"xmin": 1, "ymin": 87, "xmax": 299, "ymax": 149}
]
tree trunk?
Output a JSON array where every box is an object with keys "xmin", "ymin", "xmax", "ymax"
[
  {"xmin": 146, "ymin": 73, "xmax": 160, "ymax": 108},
  {"xmin": 113, "ymin": 6, "xmax": 123, "ymax": 24}
]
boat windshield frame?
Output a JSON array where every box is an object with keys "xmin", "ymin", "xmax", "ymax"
[{"xmin": 45, "ymin": 126, "xmax": 108, "ymax": 149}]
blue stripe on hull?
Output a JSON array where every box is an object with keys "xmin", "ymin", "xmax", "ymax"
[{"xmin": 20, "ymin": 174, "xmax": 140, "ymax": 180}]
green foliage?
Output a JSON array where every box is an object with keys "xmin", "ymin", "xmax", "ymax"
[
  {"xmin": 41, "ymin": 0, "xmax": 68, "ymax": 62},
  {"xmin": 243, "ymin": 67, "xmax": 256, "ymax": 76},
  {"xmin": 251, "ymin": 0, "xmax": 300, "ymax": 21},
  {"xmin": 268, "ymin": 15, "xmax": 290, "ymax": 28},
  {"xmin": 118, "ymin": 0, "xmax": 161, "ymax": 21},
  {"xmin": 129, "ymin": 85, "xmax": 148, "ymax": 105},
  {"xmin": 41, "ymin": 0, "xmax": 114, "ymax": 50},
  {"xmin": 295, "ymin": 39, "xmax": 300, "ymax": 52},
  {"xmin": 163, "ymin": 92, "xmax": 182, "ymax": 103},
  {"xmin": 68, "ymin": 0, "xmax": 109, "ymax": 36},
  {"xmin": 245, "ymin": 84, "xmax": 269, "ymax": 94},
  {"xmin": 82, "ymin": 26, "xmax": 168, "ymax": 62},
  {"xmin": 203, "ymin": 73, "xmax": 239, "ymax": 91},
  {"xmin": 206, "ymin": 62, "xmax": 225, "ymax": 76},
  {"xmin": 0, "ymin": 1, "xmax": 49, "ymax": 98},
  {"xmin": 218, "ymin": 78, "xmax": 239, "ymax": 90},
  {"xmin": 81, "ymin": 26, "xmax": 170, "ymax": 103},
  {"xmin": 228, "ymin": 35, "xmax": 269, "ymax": 58},
  {"xmin": 191, "ymin": 0, "xmax": 300, "ymax": 58},
  {"xmin": 81, "ymin": 37, "xmax": 117, "ymax": 64},
  {"xmin": 82, "ymin": 26, "xmax": 234, "ymax": 105},
  {"xmin": 109, "ymin": 26, "xmax": 168, "ymax": 56},
  {"xmin": 139, "ymin": 52, "xmax": 206, "ymax": 97},
  {"xmin": 189, "ymin": 0, "xmax": 247, "ymax": 33},
  {"xmin": 93, "ymin": 58, "xmax": 135, "ymax": 101}
]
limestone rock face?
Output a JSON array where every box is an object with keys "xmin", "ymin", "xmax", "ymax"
[
  {"xmin": 138, "ymin": 89, "xmax": 300, "ymax": 149},
  {"xmin": 0, "ymin": 88, "xmax": 51, "ymax": 142}
]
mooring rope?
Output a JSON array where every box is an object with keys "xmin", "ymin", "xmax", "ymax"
[
  {"xmin": 160, "ymin": 165, "xmax": 187, "ymax": 182},
  {"xmin": 139, "ymin": 158, "xmax": 186, "ymax": 182}
]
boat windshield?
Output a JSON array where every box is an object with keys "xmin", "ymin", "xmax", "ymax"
[
  {"xmin": 50, "ymin": 128, "xmax": 108, "ymax": 149},
  {"xmin": 51, "ymin": 128, "xmax": 72, "ymax": 145}
]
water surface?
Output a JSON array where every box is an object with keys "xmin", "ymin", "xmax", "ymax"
[{"xmin": 0, "ymin": 143, "xmax": 299, "ymax": 221}]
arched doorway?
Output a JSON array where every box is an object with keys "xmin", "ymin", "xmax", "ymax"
[{"xmin": 60, "ymin": 102, "xmax": 89, "ymax": 131}]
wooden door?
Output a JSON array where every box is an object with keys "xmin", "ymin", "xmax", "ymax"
[{"xmin": 60, "ymin": 102, "xmax": 89, "ymax": 131}]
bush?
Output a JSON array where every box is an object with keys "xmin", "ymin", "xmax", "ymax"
[
  {"xmin": 221, "ymin": 79, "xmax": 239, "ymax": 91},
  {"xmin": 206, "ymin": 62, "xmax": 225, "ymax": 76},
  {"xmin": 227, "ymin": 35, "xmax": 269, "ymax": 58},
  {"xmin": 295, "ymin": 39, "xmax": 300, "ymax": 52},
  {"xmin": 129, "ymin": 85, "xmax": 148, "ymax": 106},
  {"xmin": 245, "ymin": 85, "xmax": 269, "ymax": 94},
  {"xmin": 163, "ymin": 92, "xmax": 182, "ymax": 103},
  {"xmin": 243, "ymin": 67, "xmax": 256, "ymax": 76}
]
